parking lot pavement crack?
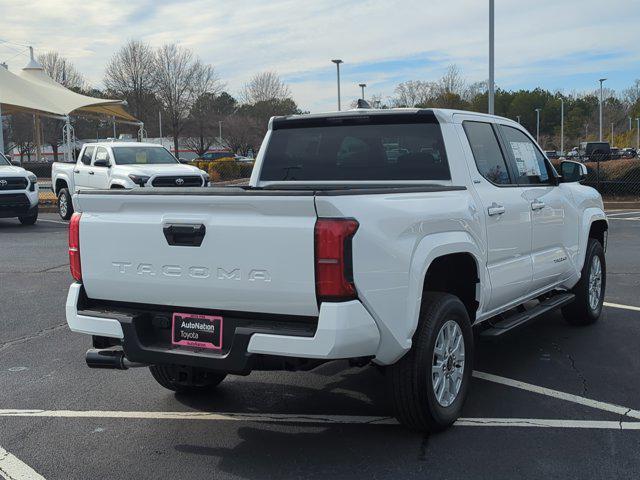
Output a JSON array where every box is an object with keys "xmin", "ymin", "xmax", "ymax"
[
  {"xmin": 619, "ymin": 408, "xmax": 633, "ymax": 430},
  {"xmin": 0, "ymin": 323, "xmax": 67, "ymax": 354},
  {"xmin": 552, "ymin": 342, "xmax": 588, "ymax": 396}
]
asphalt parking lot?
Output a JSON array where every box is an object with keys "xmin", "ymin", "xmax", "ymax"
[{"xmin": 1, "ymin": 211, "xmax": 640, "ymax": 479}]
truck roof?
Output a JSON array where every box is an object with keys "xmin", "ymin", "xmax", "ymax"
[
  {"xmin": 272, "ymin": 107, "xmax": 517, "ymax": 126},
  {"xmin": 81, "ymin": 141, "xmax": 165, "ymax": 148}
]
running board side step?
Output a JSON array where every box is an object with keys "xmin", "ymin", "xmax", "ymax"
[{"xmin": 480, "ymin": 293, "xmax": 575, "ymax": 338}]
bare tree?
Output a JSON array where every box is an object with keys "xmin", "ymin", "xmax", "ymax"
[
  {"xmin": 37, "ymin": 51, "xmax": 85, "ymax": 90},
  {"xmin": 153, "ymin": 44, "xmax": 222, "ymax": 154},
  {"xmin": 392, "ymin": 80, "xmax": 433, "ymax": 107},
  {"xmin": 241, "ymin": 72, "xmax": 291, "ymax": 104},
  {"xmin": 221, "ymin": 115, "xmax": 262, "ymax": 157},
  {"xmin": 434, "ymin": 65, "xmax": 466, "ymax": 97},
  {"xmin": 104, "ymin": 39, "xmax": 155, "ymax": 119}
]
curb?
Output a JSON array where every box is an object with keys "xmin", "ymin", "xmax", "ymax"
[{"xmin": 604, "ymin": 202, "xmax": 640, "ymax": 210}]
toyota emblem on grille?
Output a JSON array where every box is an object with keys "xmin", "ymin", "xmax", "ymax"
[
  {"xmin": 0, "ymin": 180, "xmax": 7, "ymax": 187},
  {"xmin": 175, "ymin": 178, "xmax": 184, "ymax": 185}
]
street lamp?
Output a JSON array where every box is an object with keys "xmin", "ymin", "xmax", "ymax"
[
  {"xmin": 331, "ymin": 59, "xmax": 343, "ymax": 111},
  {"xmin": 636, "ymin": 118, "xmax": 640, "ymax": 150},
  {"xmin": 611, "ymin": 123, "xmax": 614, "ymax": 146},
  {"xmin": 358, "ymin": 83, "xmax": 367, "ymax": 100},
  {"xmin": 535, "ymin": 108, "xmax": 542, "ymax": 144},
  {"xmin": 560, "ymin": 97, "xmax": 564, "ymax": 156},
  {"xmin": 598, "ymin": 78, "xmax": 607, "ymax": 142},
  {"xmin": 488, "ymin": 0, "xmax": 495, "ymax": 114},
  {"xmin": 516, "ymin": 115, "xmax": 521, "ymax": 124}
]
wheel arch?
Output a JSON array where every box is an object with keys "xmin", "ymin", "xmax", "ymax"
[
  {"xmin": 54, "ymin": 177, "xmax": 69, "ymax": 195},
  {"xmin": 577, "ymin": 209, "xmax": 608, "ymax": 271}
]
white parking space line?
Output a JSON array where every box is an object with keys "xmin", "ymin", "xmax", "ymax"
[
  {"xmin": 473, "ymin": 371, "xmax": 640, "ymax": 420},
  {"xmin": 0, "ymin": 409, "xmax": 638, "ymax": 431},
  {"xmin": 607, "ymin": 217, "xmax": 640, "ymax": 221},
  {"xmin": 0, "ymin": 445, "xmax": 47, "ymax": 480},
  {"xmin": 605, "ymin": 211, "xmax": 640, "ymax": 217},
  {"xmin": 604, "ymin": 302, "xmax": 640, "ymax": 312}
]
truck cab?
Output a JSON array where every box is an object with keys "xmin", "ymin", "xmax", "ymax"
[{"xmin": 52, "ymin": 142, "xmax": 210, "ymax": 219}]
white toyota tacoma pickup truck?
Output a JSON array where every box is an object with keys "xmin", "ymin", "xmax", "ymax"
[
  {"xmin": 0, "ymin": 153, "xmax": 39, "ymax": 225},
  {"xmin": 52, "ymin": 142, "xmax": 209, "ymax": 219},
  {"xmin": 65, "ymin": 108, "xmax": 607, "ymax": 432}
]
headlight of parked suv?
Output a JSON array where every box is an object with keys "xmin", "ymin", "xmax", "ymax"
[
  {"xmin": 27, "ymin": 174, "xmax": 37, "ymax": 192},
  {"xmin": 128, "ymin": 174, "xmax": 150, "ymax": 187}
]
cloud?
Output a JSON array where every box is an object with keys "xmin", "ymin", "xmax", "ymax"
[{"xmin": 0, "ymin": 0, "xmax": 639, "ymax": 112}]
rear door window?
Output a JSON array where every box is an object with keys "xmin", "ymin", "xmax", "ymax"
[
  {"xmin": 260, "ymin": 115, "xmax": 450, "ymax": 181},
  {"xmin": 463, "ymin": 121, "xmax": 512, "ymax": 185}
]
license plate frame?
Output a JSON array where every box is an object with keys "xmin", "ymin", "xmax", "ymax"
[{"xmin": 171, "ymin": 312, "xmax": 223, "ymax": 351}]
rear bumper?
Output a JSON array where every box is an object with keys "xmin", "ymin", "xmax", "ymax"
[{"xmin": 65, "ymin": 283, "xmax": 380, "ymax": 373}]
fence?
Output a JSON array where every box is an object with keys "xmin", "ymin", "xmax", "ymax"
[{"xmin": 581, "ymin": 157, "xmax": 640, "ymax": 198}]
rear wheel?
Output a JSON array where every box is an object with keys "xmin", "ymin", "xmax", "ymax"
[
  {"xmin": 562, "ymin": 238, "xmax": 605, "ymax": 325},
  {"xmin": 18, "ymin": 206, "xmax": 38, "ymax": 225},
  {"xmin": 387, "ymin": 292, "xmax": 474, "ymax": 432},
  {"xmin": 57, "ymin": 188, "xmax": 73, "ymax": 220},
  {"xmin": 149, "ymin": 364, "xmax": 226, "ymax": 393}
]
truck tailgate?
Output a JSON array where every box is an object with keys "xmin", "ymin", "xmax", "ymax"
[{"xmin": 75, "ymin": 192, "xmax": 319, "ymax": 317}]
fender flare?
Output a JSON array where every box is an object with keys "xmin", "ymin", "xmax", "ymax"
[
  {"xmin": 576, "ymin": 208, "xmax": 608, "ymax": 271},
  {"xmin": 53, "ymin": 174, "xmax": 71, "ymax": 195},
  {"xmin": 108, "ymin": 180, "xmax": 129, "ymax": 189},
  {"xmin": 405, "ymin": 231, "xmax": 489, "ymax": 348}
]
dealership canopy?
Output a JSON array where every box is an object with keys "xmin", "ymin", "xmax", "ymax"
[{"xmin": 0, "ymin": 59, "xmax": 136, "ymax": 121}]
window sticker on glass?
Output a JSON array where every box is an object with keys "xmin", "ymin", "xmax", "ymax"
[
  {"xmin": 135, "ymin": 152, "xmax": 148, "ymax": 163},
  {"xmin": 510, "ymin": 141, "xmax": 541, "ymax": 176}
]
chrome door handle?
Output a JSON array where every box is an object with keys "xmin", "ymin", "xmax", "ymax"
[
  {"xmin": 88, "ymin": 171, "xmax": 95, "ymax": 175},
  {"xmin": 73, "ymin": 169, "xmax": 80, "ymax": 173},
  {"xmin": 487, "ymin": 204, "xmax": 506, "ymax": 216},
  {"xmin": 531, "ymin": 200, "xmax": 545, "ymax": 210}
]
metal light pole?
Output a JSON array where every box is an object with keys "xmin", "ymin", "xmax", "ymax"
[
  {"xmin": 218, "ymin": 121, "xmax": 222, "ymax": 145},
  {"xmin": 488, "ymin": 0, "xmax": 495, "ymax": 115},
  {"xmin": 359, "ymin": 83, "xmax": 366, "ymax": 100},
  {"xmin": 629, "ymin": 116, "xmax": 633, "ymax": 131},
  {"xmin": 516, "ymin": 115, "xmax": 521, "ymax": 124},
  {"xmin": 611, "ymin": 123, "xmax": 614, "ymax": 145},
  {"xmin": 560, "ymin": 98, "xmax": 564, "ymax": 155},
  {"xmin": 0, "ymin": 62, "xmax": 7, "ymax": 155},
  {"xmin": 637, "ymin": 118, "xmax": 640, "ymax": 150},
  {"xmin": 331, "ymin": 59, "xmax": 343, "ymax": 111},
  {"xmin": 158, "ymin": 111, "xmax": 162, "ymax": 141},
  {"xmin": 535, "ymin": 108, "xmax": 541, "ymax": 144},
  {"xmin": 598, "ymin": 78, "xmax": 606, "ymax": 141}
]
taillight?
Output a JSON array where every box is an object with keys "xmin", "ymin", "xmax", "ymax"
[
  {"xmin": 315, "ymin": 218, "xmax": 359, "ymax": 302},
  {"xmin": 69, "ymin": 212, "xmax": 82, "ymax": 281}
]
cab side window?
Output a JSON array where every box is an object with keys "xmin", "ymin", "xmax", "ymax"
[
  {"xmin": 463, "ymin": 121, "xmax": 512, "ymax": 185},
  {"xmin": 94, "ymin": 147, "xmax": 110, "ymax": 166},
  {"xmin": 80, "ymin": 146, "xmax": 95, "ymax": 166},
  {"xmin": 500, "ymin": 125, "xmax": 554, "ymax": 185}
]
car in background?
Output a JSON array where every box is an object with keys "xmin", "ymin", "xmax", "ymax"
[
  {"xmin": 579, "ymin": 141, "xmax": 611, "ymax": 161},
  {"xmin": 234, "ymin": 155, "xmax": 255, "ymax": 163},
  {"xmin": 197, "ymin": 151, "xmax": 235, "ymax": 162},
  {"xmin": 0, "ymin": 152, "xmax": 39, "ymax": 225},
  {"xmin": 610, "ymin": 147, "xmax": 621, "ymax": 160},
  {"xmin": 544, "ymin": 150, "xmax": 560, "ymax": 160},
  {"xmin": 620, "ymin": 148, "xmax": 637, "ymax": 159}
]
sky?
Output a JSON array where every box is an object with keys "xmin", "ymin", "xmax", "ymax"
[{"xmin": 1, "ymin": 0, "xmax": 639, "ymax": 112}]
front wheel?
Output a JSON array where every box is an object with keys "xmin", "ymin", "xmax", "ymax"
[
  {"xmin": 149, "ymin": 364, "xmax": 226, "ymax": 393},
  {"xmin": 18, "ymin": 206, "xmax": 38, "ymax": 225},
  {"xmin": 57, "ymin": 188, "xmax": 73, "ymax": 220},
  {"xmin": 386, "ymin": 292, "xmax": 474, "ymax": 432},
  {"xmin": 562, "ymin": 238, "xmax": 606, "ymax": 325}
]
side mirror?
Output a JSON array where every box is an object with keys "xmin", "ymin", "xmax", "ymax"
[
  {"xmin": 178, "ymin": 158, "xmax": 190, "ymax": 164},
  {"xmin": 560, "ymin": 160, "xmax": 587, "ymax": 183},
  {"xmin": 94, "ymin": 159, "xmax": 110, "ymax": 168},
  {"xmin": 11, "ymin": 160, "xmax": 21, "ymax": 166}
]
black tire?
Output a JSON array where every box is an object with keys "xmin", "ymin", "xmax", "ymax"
[
  {"xmin": 562, "ymin": 238, "xmax": 605, "ymax": 325},
  {"xmin": 57, "ymin": 188, "xmax": 73, "ymax": 220},
  {"xmin": 149, "ymin": 364, "xmax": 226, "ymax": 393},
  {"xmin": 18, "ymin": 207, "xmax": 38, "ymax": 225},
  {"xmin": 387, "ymin": 292, "xmax": 474, "ymax": 432}
]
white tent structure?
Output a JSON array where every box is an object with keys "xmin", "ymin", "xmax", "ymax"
[{"xmin": 0, "ymin": 48, "xmax": 141, "ymax": 162}]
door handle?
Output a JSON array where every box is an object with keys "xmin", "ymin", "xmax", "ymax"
[
  {"xmin": 73, "ymin": 170, "xmax": 80, "ymax": 173},
  {"xmin": 88, "ymin": 171, "xmax": 95, "ymax": 175},
  {"xmin": 163, "ymin": 224, "xmax": 206, "ymax": 247},
  {"xmin": 531, "ymin": 200, "xmax": 545, "ymax": 210},
  {"xmin": 487, "ymin": 204, "xmax": 506, "ymax": 216}
]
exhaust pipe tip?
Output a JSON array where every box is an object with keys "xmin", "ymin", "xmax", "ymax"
[{"xmin": 86, "ymin": 348, "xmax": 128, "ymax": 369}]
